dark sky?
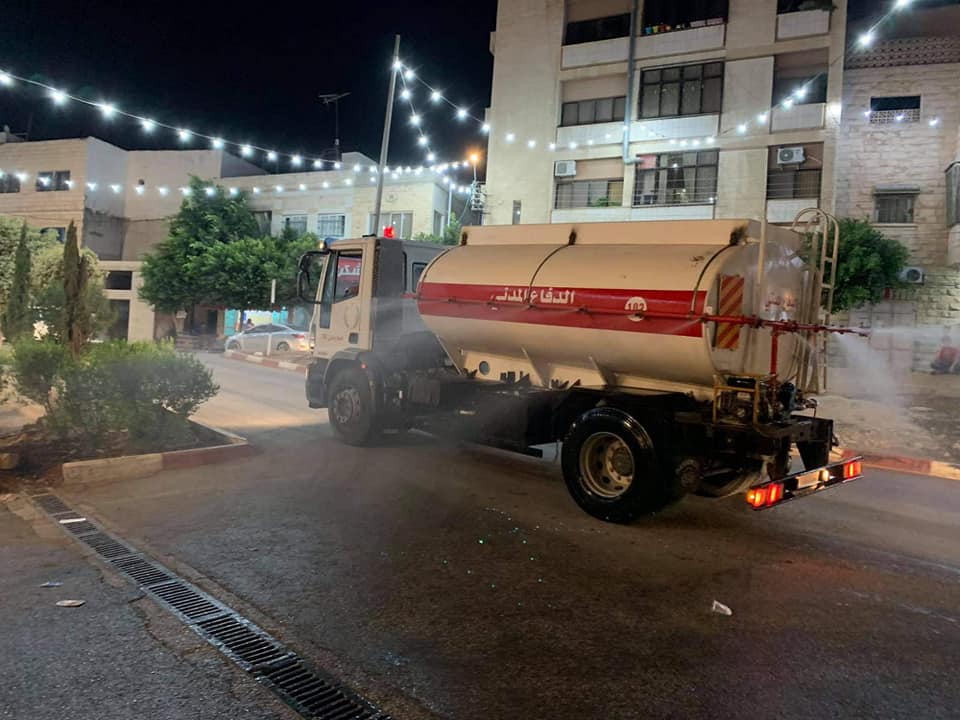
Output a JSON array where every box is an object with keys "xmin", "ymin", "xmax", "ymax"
[
  {"xmin": 0, "ymin": 0, "xmax": 499, "ymax": 169},
  {"xmin": 0, "ymin": 0, "xmax": 939, "ymax": 172}
]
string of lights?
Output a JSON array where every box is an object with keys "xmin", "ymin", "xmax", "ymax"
[{"xmin": 0, "ymin": 66, "xmax": 475, "ymax": 173}]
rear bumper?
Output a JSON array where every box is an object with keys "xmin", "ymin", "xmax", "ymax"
[{"xmin": 746, "ymin": 457, "xmax": 863, "ymax": 510}]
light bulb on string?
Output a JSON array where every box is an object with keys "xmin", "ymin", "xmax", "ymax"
[
  {"xmin": 858, "ymin": 31, "xmax": 874, "ymax": 48},
  {"xmin": 737, "ymin": 123, "xmax": 747, "ymax": 134},
  {"xmin": 410, "ymin": 113, "xmax": 421, "ymax": 126},
  {"xmin": 313, "ymin": 159, "xmax": 322, "ymax": 169},
  {"xmin": 929, "ymin": 117, "xmax": 940, "ymax": 127},
  {"xmin": 178, "ymin": 128, "xmax": 192, "ymax": 142},
  {"xmin": 431, "ymin": 90, "xmax": 442, "ymax": 102},
  {"xmin": 141, "ymin": 118, "xmax": 156, "ymax": 132},
  {"xmin": 400, "ymin": 88, "xmax": 412, "ymax": 100},
  {"xmin": 229, "ymin": 187, "xmax": 239, "ymax": 196},
  {"xmin": 505, "ymin": 132, "xmax": 515, "ymax": 143},
  {"xmin": 97, "ymin": 102, "xmax": 116, "ymax": 118},
  {"xmin": 267, "ymin": 151, "xmax": 278, "ymax": 162},
  {"xmin": 427, "ymin": 152, "xmax": 436, "ymax": 162},
  {"xmin": 418, "ymin": 136, "xmax": 429, "ymax": 146},
  {"xmin": 291, "ymin": 154, "xmax": 302, "ymax": 166},
  {"xmin": 298, "ymin": 183, "xmax": 307, "ymax": 191},
  {"xmin": 158, "ymin": 186, "xmax": 168, "ymax": 196},
  {"xmin": 322, "ymin": 181, "xmax": 330, "ymax": 188},
  {"xmin": 456, "ymin": 107, "xmax": 467, "ymax": 120},
  {"xmin": 481, "ymin": 123, "xmax": 490, "ymax": 134},
  {"xmin": 50, "ymin": 89, "xmax": 67, "ymax": 105},
  {"xmin": 757, "ymin": 112, "xmax": 768, "ymax": 124},
  {"xmin": 205, "ymin": 186, "xmax": 216, "ymax": 197},
  {"xmin": 333, "ymin": 162, "xmax": 342, "ymax": 169},
  {"xmin": 404, "ymin": 69, "xmax": 415, "ymax": 81},
  {"xmin": 0, "ymin": 71, "xmax": 12, "ymax": 86},
  {"xmin": 240, "ymin": 144, "xmax": 253, "ymax": 157},
  {"xmin": 212, "ymin": 137, "xmax": 224, "ymax": 149}
]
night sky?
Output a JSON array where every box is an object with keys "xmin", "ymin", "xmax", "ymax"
[{"xmin": 0, "ymin": 0, "xmax": 941, "ymax": 173}]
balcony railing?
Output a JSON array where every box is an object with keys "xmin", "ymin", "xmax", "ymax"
[{"xmin": 554, "ymin": 179, "xmax": 624, "ymax": 210}]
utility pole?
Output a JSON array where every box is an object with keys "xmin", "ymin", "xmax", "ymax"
[
  {"xmin": 319, "ymin": 92, "xmax": 350, "ymax": 161},
  {"xmin": 373, "ymin": 35, "xmax": 401, "ymax": 238}
]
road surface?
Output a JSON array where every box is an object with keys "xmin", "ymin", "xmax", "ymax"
[{"xmin": 55, "ymin": 354, "xmax": 960, "ymax": 718}]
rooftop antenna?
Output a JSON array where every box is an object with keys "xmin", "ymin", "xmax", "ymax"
[{"xmin": 319, "ymin": 92, "xmax": 351, "ymax": 161}]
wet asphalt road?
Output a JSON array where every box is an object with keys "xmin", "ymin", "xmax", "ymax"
[{"xmin": 60, "ymin": 354, "xmax": 960, "ymax": 719}]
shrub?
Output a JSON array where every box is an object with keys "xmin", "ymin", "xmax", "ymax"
[{"xmin": 9, "ymin": 340, "xmax": 219, "ymax": 451}]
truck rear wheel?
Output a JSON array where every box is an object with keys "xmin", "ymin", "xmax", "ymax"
[
  {"xmin": 562, "ymin": 409, "xmax": 678, "ymax": 523},
  {"xmin": 327, "ymin": 367, "xmax": 380, "ymax": 446}
]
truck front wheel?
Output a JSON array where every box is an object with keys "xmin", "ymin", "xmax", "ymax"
[
  {"xmin": 327, "ymin": 367, "xmax": 380, "ymax": 446},
  {"xmin": 562, "ymin": 409, "xmax": 677, "ymax": 523}
]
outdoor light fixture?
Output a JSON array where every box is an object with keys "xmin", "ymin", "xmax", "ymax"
[
  {"xmin": 929, "ymin": 118, "xmax": 940, "ymax": 127},
  {"xmin": 527, "ymin": 139, "xmax": 536, "ymax": 148},
  {"xmin": 181, "ymin": 186, "xmax": 192, "ymax": 196},
  {"xmin": 134, "ymin": 185, "xmax": 144, "ymax": 195},
  {"xmin": 313, "ymin": 159, "xmax": 322, "ymax": 168},
  {"xmin": 794, "ymin": 86, "xmax": 807, "ymax": 100},
  {"xmin": 404, "ymin": 69, "xmax": 415, "ymax": 80},
  {"xmin": 322, "ymin": 181, "xmax": 330, "ymax": 188},
  {"xmin": 110, "ymin": 184, "xmax": 122, "ymax": 194},
  {"xmin": 757, "ymin": 112, "xmax": 768, "ymax": 123},
  {"xmin": 858, "ymin": 31, "xmax": 874, "ymax": 48},
  {"xmin": 178, "ymin": 128, "xmax": 191, "ymax": 141},
  {"xmin": 141, "ymin": 118, "xmax": 156, "ymax": 132},
  {"xmin": 267, "ymin": 151, "xmax": 278, "ymax": 161},
  {"xmin": 418, "ymin": 136, "xmax": 428, "ymax": 146},
  {"xmin": 783, "ymin": 98, "xmax": 794, "ymax": 110},
  {"xmin": 431, "ymin": 90, "xmax": 442, "ymax": 102},
  {"xmin": 158, "ymin": 186, "xmax": 168, "ymax": 196},
  {"xmin": 50, "ymin": 89, "xmax": 67, "ymax": 105},
  {"xmin": 427, "ymin": 152, "xmax": 436, "ymax": 162},
  {"xmin": 0, "ymin": 71, "xmax": 12, "ymax": 86},
  {"xmin": 212, "ymin": 137, "xmax": 224, "ymax": 149},
  {"xmin": 86, "ymin": 182, "xmax": 97, "ymax": 191},
  {"xmin": 410, "ymin": 113, "xmax": 421, "ymax": 126},
  {"xmin": 506, "ymin": 133, "xmax": 516, "ymax": 143},
  {"xmin": 456, "ymin": 107, "xmax": 467, "ymax": 119},
  {"xmin": 205, "ymin": 186, "xmax": 216, "ymax": 196},
  {"xmin": 291, "ymin": 154, "xmax": 302, "ymax": 166},
  {"xmin": 568, "ymin": 141, "xmax": 577, "ymax": 149},
  {"xmin": 333, "ymin": 162, "xmax": 341, "ymax": 169},
  {"xmin": 229, "ymin": 187, "xmax": 239, "ymax": 195},
  {"xmin": 481, "ymin": 123, "xmax": 490, "ymax": 133},
  {"xmin": 298, "ymin": 183, "xmax": 306, "ymax": 191},
  {"xmin": 252, "ymin": 187, "xmax": 261, "ymax": 194},
  {"xmin": 400, "ymin": 88, "xmax": 411, "ymax": 100},
  {"xmin": 737, "ymin": 124, "xmax": 747, "ymax": 134},
  {"xmin": 240, "ymin": 144, "xmax": 253, "ymax": 157},
  {"xmin": 98, "ymin": 102, "xmax": 116, "ymax": 118},
  {"xmin": 548, "ymin": 142, "xmax": 556, "ymax": 150}
]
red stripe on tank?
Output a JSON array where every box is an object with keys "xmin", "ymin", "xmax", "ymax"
[{"xmin": 417, "ymin": 282, "xmax": 707, "ymax": 338}]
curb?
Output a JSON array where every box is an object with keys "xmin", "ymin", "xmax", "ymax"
[
  {"xmin": 61, "ymin": 419, "xmax": 255, "ymax": 485},
  {"xmin": 834, "ymin": 448, "xmax": 960, "ymax": 482},
  {"xmin": 223, "ymin": 350, "xmax": 308, "ymax": 375}
]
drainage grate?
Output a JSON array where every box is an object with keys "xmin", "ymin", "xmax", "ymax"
[
  {"xmin": 28, "ymin": 491, "xmax": 394, "ymax": 720},
  {"xmin": 195, "ymin": 615, "xmax": 290, "ymax": 669},
  {"xmin": 33, "ymin": 494, "xmax": 72, "ymax": 514},
  {"xmin": 79, "ymin": 532, "xmax": 136, "ymax": 560},
  {"xmin": 147, "ymin": 580, "xmax": 224, "ymax": 621},
  {"xmin": 63, "ymin": 520, "xmax": 98, "ymax": 535},
  {"xmin": 111, "ymin": 556, "xmax": 173, "ymax": 587},
  {"xmin": 258, "ymin": 659, "xmax": 392, "ymax": 720}
]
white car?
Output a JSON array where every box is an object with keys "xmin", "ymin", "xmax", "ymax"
[{"xmin": 224, "ymin": 323, "xmax": 310, "ymax": 353}]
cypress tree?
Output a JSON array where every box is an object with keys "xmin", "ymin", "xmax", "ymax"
[{"xmin": 1, "ymin": 222, "xmax": 32, "ymax": 342}]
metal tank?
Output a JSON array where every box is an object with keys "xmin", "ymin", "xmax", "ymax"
[{"xmin": 417, "ymin": 220, "xmax": 814, "ymax": 398}]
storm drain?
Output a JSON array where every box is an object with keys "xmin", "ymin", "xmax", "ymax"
[{"xmin": 29, "ymin": 492, "xmax": 393, "ymax": 720}]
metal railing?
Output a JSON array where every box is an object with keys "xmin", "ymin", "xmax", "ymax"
[{"xmin": 554, "ymin": 179, "xmax": 624, "ymax": 209}]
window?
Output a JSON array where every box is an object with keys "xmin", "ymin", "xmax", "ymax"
[
  {"xmin": 512, "ymin": 200, "xmax": 521, "ymax": 225},
  {"xmin": 564, "ymin": 13, "xmax": 631, "ymax": 45},
  {"xmin": 777, "ymin": 0, "xmax": 824, "ymax": 11},
  {"xmin": 411, "ymin": 262, "xmax": 428, "ymax": 290},
  {"xmin": 642, "ymin": 0, "xmax": 728, "ymax": 34},
  {"xmin": 561, "ymin": 96, "xmax": 628, "ymax": 126},
  {"xmin": 104, "ymin": 271, "xmax": 133, "ymax": 290},
  {"xmin": 869, "ymin": 96, "xmax": 921, "ymax": 124},
  {"xmin": 555, "ymin": 179, "xmax": 624, "ymax": 209},
  {"xmin": 40, "ymin": 227, "xmax": 66, "ymax": 242},
  {"xmin": 283, "ymin": 215, "xmax": 308, "ymax": 235},
  {"xmin": 875, "ymin": 194, "xmax": 916, "ymax": 224},
  {"xmin": 948, "ymin": 163, "xmax": 960, "ymax": 227},
  {"xmin": 368, "ymin": 212, "xmax": 412, "ymax": 239},
  {"xmin": 253, "ymin": 211, "xmax": 272, "ymax": 236},
  {"xmin": 639, "ymin": 62, "xmax": 723, "ymax": 119},
  {"xmin": 433, "ymin": 211, "xmax": 444, "ymax": 236},
  {"xmin": 633, "ymin": 151, "xmax": 718, "ymax": 206},
  {"xmin": 318, "ymin": 213, "xmax": 346, "ymax": 238},
  {"xmin": 318, "ymin": 252, "xmax": 363, "ymax": 328},
  {"xmin": 36, "ymin": 170, "xmax": 71, "ymax": 192},
  {"xmin": 766, "ymin": 144, "xmax": 822, "ymax": 200},
  {"xmin": 106, "ymin": 299, "xmax": 130, "ymax": 341},
  {"xmin": 0, "ymin": 173, "xmax": 21, "ymax": 194}
]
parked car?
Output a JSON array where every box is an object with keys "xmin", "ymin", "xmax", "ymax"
[{"xmin": 224, "ymin": 323, "xmax": 311, "ymax": 353}]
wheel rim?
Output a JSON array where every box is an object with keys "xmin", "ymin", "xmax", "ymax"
[
  {"xmin": 579, "ymin": 432, "xmax": 635, "ymax": 499},
  {"xmin": 331, "ymin": 386, "xmax": 362, "ymax": 426}
]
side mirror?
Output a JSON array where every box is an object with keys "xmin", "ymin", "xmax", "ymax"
[{"xmin": 297, "ymin": 250, "xmax": 328, "ymax": 304}]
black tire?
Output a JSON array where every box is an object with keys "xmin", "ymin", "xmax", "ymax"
[
  {"xmin": 561, "ymin": 408, "xmax": 679, "ymax": 523},
  {"xmin": 276, "ymin": 341, "xmax": 290, "ymax": 352},
  {"xmin": 326, "ymin": 367, "xmax": 380, "ymax": 446},
  {"xmin": 226, "ymin": 340, "xmax": 240, "ymax": 351}
]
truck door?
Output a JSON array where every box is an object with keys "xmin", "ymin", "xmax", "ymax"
[{"xmin": 312, "ymin": 244, "xmax": 373, "ymax": 358}]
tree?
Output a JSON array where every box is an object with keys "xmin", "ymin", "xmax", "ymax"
[
  {"xmin": 62, "ymin": 221, "xmax": 89, "ymax": 358},
  {"xmin": 1, "ymin": 223, "xmax": 32, "ymax": 341},
  {"xmin": 31, "ymin": 243, "xmax": 114, "ymax": 343},
  {"xmin": 0, "ymin": 216, "xmax": 58, "ymax": 309},
  {"xmin": 413, "ymin": 219, "xmax": 462, "ymax": 246},
  {"xmin": 139, "ymin": 177, "xmax": 260, "ymax": 315},
  {"xmin": 827, "ymin": 218, "xmax": 910, "ymax": 312}
]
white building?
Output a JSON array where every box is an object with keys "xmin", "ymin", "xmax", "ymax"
[
  {"xmin": 0, "ymin": 136, "xmax": 465, "ymax": 341},
  {"xmin": 483, "ymin": 0, "xmax": 847, "ymax": 227}
]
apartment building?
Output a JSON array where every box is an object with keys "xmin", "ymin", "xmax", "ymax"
[
  {"xmin": 0, "ymin": 135, "xmax": 466, "ymax": 340},
  {"xmin": 834, "ymin": 2, "xmax": 960, "ymax": 370},
  {"xmin": 484, "ymin": 0, "xmax": 846, "ymax": 226}
]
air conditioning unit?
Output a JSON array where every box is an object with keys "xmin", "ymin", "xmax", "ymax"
[
  {"xmin": 899, "ymin": 266, "xmax": 925, "ymax": 284},
  {"xmin": 777, "ymin": 146, "xmax": 805, "ymax": 165},
  {"xmin": 554, "ymin": 160, "xmax": 577, "ymax": 177}
]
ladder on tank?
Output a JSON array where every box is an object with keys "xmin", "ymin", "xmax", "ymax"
[{"xmin": 791, "ymin": 209, "xmax": 840, "ymax": 395}]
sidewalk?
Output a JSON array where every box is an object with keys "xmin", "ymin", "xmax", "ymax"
[
  {"xmin": 221, "ymin": 349, "xmax": 309, "ymax": 375},
  {"xmin": 0, "ymin": 496, "xmax": 292, "ymax": 720}
]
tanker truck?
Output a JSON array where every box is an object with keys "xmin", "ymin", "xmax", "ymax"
[{"xmin": 296, "ymin": 219, "xmax": 864, "ymax": 522}]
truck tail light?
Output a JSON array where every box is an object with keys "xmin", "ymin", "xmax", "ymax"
[
  {"xmin": 746, "ymin": 482, "xmax": 784, "ymax": 509},
  {"xmin": 843, "ymin": 459, "xmax": 862, "ymax": 480},
  {"xmin": 294, "ymin": 333, "xmax": 306, "ymax": 340}
]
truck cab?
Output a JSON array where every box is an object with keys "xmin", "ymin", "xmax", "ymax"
[{"xmin": 299, "ymin": 236, "xmax": 446, "ymax": 409}]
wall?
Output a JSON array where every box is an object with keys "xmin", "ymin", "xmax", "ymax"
[
  {"xmin": 0, "ymin": 137, "xmax": 88, "ymax": 233},
  {"xmin": 99, "ymin": 260, "xmax": 154, "ymax": 342},
  {"xmin": 836, "ymin": 63, "xmax": 960, "ymax": 267},
  {"xmin": 122, "ymin": 149, "xmax": 224, "ymax": 220},
  {"xmin": 485, "ymin": 0, "xmax": 566, "ymax": 224}
]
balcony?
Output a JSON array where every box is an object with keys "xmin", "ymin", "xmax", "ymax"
[
  {"xmin": 551, "ymin": 205, "xmax": 714, "ymax": 223},
  {"xmin": 630, "ymin": 115, "xmax": 719, "ymax": 142},
  {"xmin": 561, "ymin": 36, "xmax": 629, "ymax": 69},
  {"xmin": 771, "ymin": 102, "xmax": 825, "ymax": 132},
  {"xmin": 776, "ymin": 10, "xmax": 830, "ymax": 41},
  {"xmin": 767, "ymin": 198, "xmax": 818, "ymax": 223},
  {"xmin": 634, "ymin": 24, "xmax": 725, "ymax": 60}
]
